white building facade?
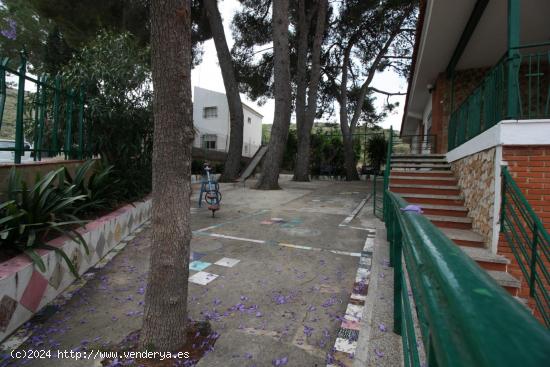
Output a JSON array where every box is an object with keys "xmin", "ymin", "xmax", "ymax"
[{"xmin": 193, "ymin": 86, "xmax": 263, "ymax": 158}]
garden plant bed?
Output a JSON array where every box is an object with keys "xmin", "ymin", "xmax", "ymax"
[{"xmin": 0, "ymin": 198, "xmax": 152, "ymax": 342}]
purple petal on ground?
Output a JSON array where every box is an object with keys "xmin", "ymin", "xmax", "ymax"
[
  {"xmin": 400, "ymin": 204, "xmax": 423, "ymax": 214},
  {"xmin": 375, "ymin": 349, "xmax": 384, "ymax": 358},
  {"xmin": 378, "ymin": 323, "xmax": 387, "ymax": 332},
  {"xmin": 256, "ymin": 312, "xmax": 262, "ymax": 317}
]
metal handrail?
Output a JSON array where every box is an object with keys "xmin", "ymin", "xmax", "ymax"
[
  {"xmin": 372, "ymin": 127, "xmax": 393, "ymax": 219},
  {"xmin": 501, "ymin": 165, "xmax": 550, "ymax": 326},
  {"xmin": 385, "ymin": 190, "xmax": 550, "ymax": 366},
  {"xmin": 381, "ymin": 127, "xmax": 393, "ymax": 221}
]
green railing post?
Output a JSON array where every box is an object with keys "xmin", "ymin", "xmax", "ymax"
[
  {"xmin": 373, "ymin": 173, "xmax": 377, "ymax": 216},
  {"xmin": 393, "ymin": 210, "xmax": 402, "ymax": 335},
  {"xmin": 529, "ymin": 222, "xmax": 538, "ymax": 298},
  {"xmin": 382, "ymin": 127, "xmax": 393, "ymax": 220},
  {"xmin": 506, "ymin": 0, "xmax": 521, "ymax": 119},
  {"xmin": 51, "ymin": 75, "xmax": 61, "ymax": 156},
  {"xmin": 32, "ymin": 81, "xmax": 40, "ymax": 161},
  {"xmin": 501, "ymin": 172, "xmax": 507, "ymax": 232},
  {"xmin": 64, "ymin": 89, "xmax": 74, "ymax": 159},
  {"xmin": 14, "ymin": 53, "xmax": 27, "ymax": 164},
  {"xmin": 0, "ymin": 57, "xmax": 8, "ymax": 131},
  {"xmin": 77, "ymin": 88, "xmax": 84, "ymax": 159},
  {"xmin": 36, "ymin": 75, "xmax": 47, "ymax": 161}
]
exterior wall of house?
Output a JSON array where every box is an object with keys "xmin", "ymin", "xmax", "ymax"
[
  {"xmin": 498, "ymin": 145, "xmax": 550, "ymax": 324},
  {"xmin": 242, "ymin": 105, "xmax": 263, "ymax": 157},
  {"xmin": 428, "ymin": 68, "xmax": 490, "ymax": 153},
  {"xmin": 192, "ymin": 87, "xmax": 263, "ymax": 158},
  {"xmin": 193, "ymin": 87, "xmax": 230, "ymax": 151},
  {"xmin": 450, "ymin": 147, "xmax": 497, "ymax": 245},
  {"xmin": 502, "ymin": 145, "xmax": 550, "ymax": 231}
]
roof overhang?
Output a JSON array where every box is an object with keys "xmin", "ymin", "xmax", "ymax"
[{"xmin": 401, "ymin": 0, "xmax": 550, "ymax": 135}]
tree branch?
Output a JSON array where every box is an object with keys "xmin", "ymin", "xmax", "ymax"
[{"xmin": 369, "ymin": 87, "xmax": 406, "ymax": 96}]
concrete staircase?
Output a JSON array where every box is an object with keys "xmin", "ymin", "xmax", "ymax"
[{"xmin": 389, "ymin": 154, "xmax": 522, "ymax": 297}]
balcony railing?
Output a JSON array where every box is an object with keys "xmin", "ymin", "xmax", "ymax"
[{"xmin": 448, "ymin": 46, "xmax": 550, "ymax": 150}]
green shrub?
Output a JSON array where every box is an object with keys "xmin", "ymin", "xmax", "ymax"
[
  {"xmin": 366, "ymin": 134, "xmax": 388, "ymax": 171},
  {"xmin": 1, "ymin": 168, "xmax": 89, "ymax": 277},
  {"xmin": 192, "ymin": 160, "xmax": 204, "ymax": 175},
  {"xmin": 213, "ymin": 162, "xmax": 224, "ymax": 174},
  {"xmin": 63, "ymin": 159, "xmax": 118, "ymax": 215}
]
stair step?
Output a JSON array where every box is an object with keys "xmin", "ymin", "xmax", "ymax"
[
  {"xmin": 440, "ymin": 227, "xmax": 485, "ymax": 247},
  {"xmin": 390, "ymin": 183, "xmax": 460, "ymax": 190},
  {"xmin": 460, "ymin": 246, "xmax": 509, "ymax": 271},
  {"xmin": 513, "ymin": 296, "xmax": 530, "ymax": 309},
  {"xmin": 391, "ymin": 158, "xmax": 448, "ymax": 164},
  {"xmin": 390, "ymin": 175, "xmax": 456, "ymax": 181},
  {"xmin": 398, "ymin": 193, "xmax": 464, "ymax": 206},
  {"xmin": 391, "ymin": 171, "xmax": 454, "ymax": 177},
  {"xmin": 414, "ymin": 203, "xmax": 468, "ymax": 217},
  {"xmin": 487, "ymin": 270, "xmax": 521, "ymax": 296},
  {"xmin": 390, "ymin": 183, "xmax": 461, "ymax": 196},
  {"xmin": 392, "ymin": 163, "xmax": 451, "ymax": 170},
  {"xmin": 392, "ymin": 154, "xmax": 446, "ymax": 159},
  {"xmin": 426, "ymin": 214, "xmax": 472, "ymax": 229}
]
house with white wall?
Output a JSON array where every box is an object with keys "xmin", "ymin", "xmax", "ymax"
[{"xmin": 192, "ymin": 86, "xmax": 263, "ymax": 158}]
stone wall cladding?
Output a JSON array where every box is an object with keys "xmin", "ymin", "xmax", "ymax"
[{"xmin": 451, "ymin": 147, "xmax": 496, "ymax": 245}]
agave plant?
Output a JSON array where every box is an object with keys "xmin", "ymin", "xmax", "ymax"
[
  {"xmin": 63, "ymin": 159, "xmax": 118, "ymax": 215},
  {"xmin": 1, "ymin": 168, "xmax": 89, "ymax": 277}
]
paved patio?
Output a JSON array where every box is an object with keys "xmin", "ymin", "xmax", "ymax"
[{"xmin": 0, "ymin": 180, "xmax": 401, "ymax": 367}]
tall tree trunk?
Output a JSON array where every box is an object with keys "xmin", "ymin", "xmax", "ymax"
[
  {"xmin": 204, "ymin": 0, "xmax": 244, "ymax": 182},
  {"xmin": 293, "ymin": 0, "xmax": 327, "ymax": 181},
  {"xmin": 343, "ymin": 133, "xmax": 359, "ymax": 180},
  {"xmin": 256, "ymin": 0, "xmax": 291, "ymax": 190},
  {"xmin": 292, "ymin": 0, "xmax": 309, "ymax": 181},
  {"xmin": 140, "ymin": 0, "xmax": 193, "ymax": 351}
]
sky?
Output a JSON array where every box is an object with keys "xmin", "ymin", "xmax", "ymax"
[{"xmin": 192, "ymin": 0, "xmax": 407, "ymax": 130}]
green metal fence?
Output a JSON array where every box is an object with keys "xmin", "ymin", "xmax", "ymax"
[
  {"xmin": 385, "ymin": 190, "xmax": 550, "ymax": 367},
  {"xmin": 373, "ymin": 127, "xmax": 393, "ymax": 219},
  {"xmin": 448, "ymin": 46, "xmax": 550, "ymax": 150},
  {"xmin": 501, "ymin": 166, "xmax": 550, "ymax": 327},
  {"xmin": 0, "ymin": 53, "xmax": 89, "ymax": 163},
  {"xmin": 372, "ymin": 173, "xmax": 384, "ymax": 219}
]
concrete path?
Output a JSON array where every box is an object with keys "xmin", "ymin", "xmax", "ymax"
[{"xmin": 1, "ymin": 180, "xmax": 402, "ymax": 367}]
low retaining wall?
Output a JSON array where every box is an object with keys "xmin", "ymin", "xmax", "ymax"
[
  {"xmin": 0, "ymin": 199, "xmax": 152, "ymax": 342},
  {"xmin": 0, "ymin": 159, "xmax": 89, "ymax": 200}
]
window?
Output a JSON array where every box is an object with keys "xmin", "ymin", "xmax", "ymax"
[
  {"xmin": 202, "ymin": 134, "xmax": 217, "ymax": 150},
  {"xmin": 203, "ymin": 106, "xmax": 218, "ymax": 118},
  {"xmin": 247, "ymin": 117, "xmax": 252, "ymax": 124}
]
